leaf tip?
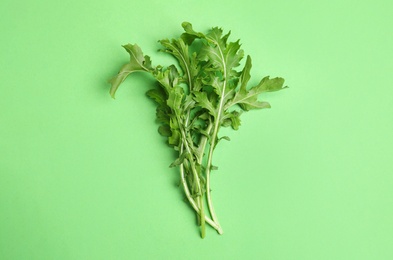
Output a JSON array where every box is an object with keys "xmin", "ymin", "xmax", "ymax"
[
  {"xmin": 108, "ymin": 79, "xmax": 116, "ymax": 99},
  {"xmin": 109, "ymin": 89, "xmax": 116, "ymax": 99},
  {"xmin": 181, "ymin": 21, "xmax": 192, "ymax": 28}
]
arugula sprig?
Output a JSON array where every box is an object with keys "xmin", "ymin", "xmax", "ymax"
[{"xmin": 109, "ymin": 22, "xmax": 287, "ymax": 238}]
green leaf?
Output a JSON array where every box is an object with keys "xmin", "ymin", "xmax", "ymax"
[
  {"xmin": 221, "ymin": 110, "xmax": 242, "ymax": 130},
  {"xmin": 224, "ymin": 40, "xmax": 244, "ymax": 77},
  {"xmin": 167, "ymin": 86, "xmax": 184, "ymax": 111},
  {"xmin": 168, "ymin": 117, "xmax": 181, "ymax": 146},
  {"xmin": 199, "ymin": 27, "xmax": 243, "ymax": 76},
  {"xmin": 206, "ymin": 27, "xmax": 229, "ymax": 48},
  {"xmin": 123, "ymin": 44, "xmax": 153, "ymax": 70},
  {"xmin": 239, "ymin": 100, "xmax": 271, "ymax": 111},
  {"xmin": 109, "ymin": 44, "xmax": 152, "ymax": 98},
  {"xmin": 203, "ymin": 73, "xmax": 225, "ymax": 97},
  {"xmin": 238, "ymin": 55, "xmax": 252, "ymax": 94},
  {"xmin": 153, "ymin": 65, "xmax": 181, "ymax": 94},
  {"xmin": 159, "ymin": 39, "xmax": 196, "ymax": 89},
  {"xmin": 158, "ymin": 125, "xmax": 172, "ymax": 137},
  {"xmin": 169, "ymin": 151, "xmax": 189, "ymax": 167},
  {"xmin": 146, "ymin": 87, "xmax": 167, "ymax": 105},
  {"xmin": 183, "ymin": 95, "xmax": 196, "ymax": 111},
  {"xmin": 181, "ymin": 22, "xmax": 205, "ymax": 45},
  {"xmin": 219, "ymin": 136, "xmax": 231, "ymax": 141},
  {"xmin": 193, "ymin": 92, "xmax": 217, "ymax": 118},
  {"xmin": 227, "ymin": 76, "xmax": 286, "ymax": 111},
  {"xmin": 255, "ymin": 76, "xmax": 287, "ymax": 93},
  {"xmin": 155, "ymin": 105, "xmax": 171, "ymax": 124}
]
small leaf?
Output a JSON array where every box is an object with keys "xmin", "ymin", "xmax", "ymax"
[
  {"xmin": 238, "ymin": 100, "xmax": 271, "ymax": 111},
  {"xmin": 167, "ymin": 86, "xmax": 184, "ymax": 111},
  {"xmin": 193, "ymin": 92, "xmax": 217, "ymax": 118},
  {"xmin": 221, "ymin": 110, "xmax": 242, "ymax": 130},
  {"xmin": 183, "ymin": 95, "xmax": 196, "ymax": 111},
  {"xmin": 168, "ymin": 116, "xmax": 181, "ymax": 147},
  {"xmin": 155, "ymin": 105, "xmax": 170, "ymax": 124},
  {"xmin": 219, "ymin": 136, "xmax": 231, "ymax": 141},
  {"xmin": 158, "ymin": 125, "xmax": 171, "ymax": 137},
  {"xmin": 168, "ymin": 128, "xmax": 181, "ymax": 147},
  {"xmin": 169, "ymin": 152, "xmax": 188, "ymax": 168},
  {"xmin": 153, "ymin": 65, "xmax": 181, "ymax": 94},
  {"xmin": 181, "ymin": 22, "xmax": 205, "ymax": 45},
  {"xmin": 200, "ymin": 129, "xmax": 211, "ymax": 138},
  {"xmin": 146, "ymin": 87, "xmax": 167, "ymax": 105}
]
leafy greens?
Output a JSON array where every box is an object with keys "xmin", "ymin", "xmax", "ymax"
[{"xmin": 109, "ymin": 22, "xmax": 287, "ymax": 238}]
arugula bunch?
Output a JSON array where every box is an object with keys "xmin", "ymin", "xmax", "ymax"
[{"xmin": 109, "ymin": 22, "xmax": 287, "ymax": 238}]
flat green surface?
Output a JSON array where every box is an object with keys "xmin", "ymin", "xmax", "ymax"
[{"xmin": 1, "ymin": 0, "xmax": 392, "ymax": 259}]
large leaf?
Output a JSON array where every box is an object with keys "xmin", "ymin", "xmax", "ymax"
[
  {"xmin": 159, "ymin": 38, "xmax": 197, "ymax": 90},
  {"xmin": 109, "ymin": 44, "xmax": 153, "ymax": 98},
  {"xmin": 199, "ymin": 27, "xmax": 243, "ymax": 76},
  {"xmin": 227, "ymin": 76, "xmax": 286, "ymax": 111},
  {"xmin": 238, "ymin": 55, "xmax": 252, "ymax": 94}
]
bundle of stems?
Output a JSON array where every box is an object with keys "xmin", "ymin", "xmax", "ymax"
[{"xmin": 109, "ymin": 22, "xmax": 286, "ymax": 238}]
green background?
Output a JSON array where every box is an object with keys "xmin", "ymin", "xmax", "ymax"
[{"xmin": 1, "ymin": 0, "xmax": 392, "ymax": 259}]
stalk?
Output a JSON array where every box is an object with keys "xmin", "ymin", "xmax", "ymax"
[
  {"xmin": 174, "ymin": 45, "xmax": 218, "ymax": 236},
  {"xmin": 179, "ymin": 164, "xmax": 222, "ymax": 233},
  {"xmin": 204, "ymin": 123, "xmax": 221, "ymax": 228},
  {"xmin": 202, "ymin": 37, "xmax": 228, "ymax": 230},
  {"xmin": 176, "ymin": 114, "xmax": 206, "ymax": 237},
  {"xmin": 178, "ymin": 121, "xmax": 223, "ymax": 235}
]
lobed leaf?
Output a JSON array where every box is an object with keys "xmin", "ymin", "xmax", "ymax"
[
  {"xmin": 146, "ymin": 87, "xmax": 167, "ymax": 105},
  {"xmin": 221, "ymin": 110, "xmax": 242, "ymax": 130},
  {"xmin": 170, "ymin": 151, "xmax": 189, "ymax": 168},
  {"xmin": 227, "ymin": 76, "xmax": 286, "ymax": 111},
  {"xmin": 109, "ymin": 44, "xmax": 152, "ymax": 98},
  {"xmin": 158, "ymin": 125, "xmax": 172, "ymax": 137},
  {"xmin": 193, "ymin": 92, "xmax": 217, "ymax": 118},
  {"xmin": 181, "ymin": 22, "xmax": 205, "ymax": 45},
  {"xmin": 167, "ymin": 86, "xmax": 184, "ymax": 111}
]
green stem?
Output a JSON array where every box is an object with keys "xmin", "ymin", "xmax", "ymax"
[
  {"xmin": 199, "ymin": 194, "xmax": 206, "ymax": 238},
  {"xmin": 203, "ymin": 37, "xmax": 228, "ymax": 231},
  {"xmin": 205, "ymin": 124, "xmax": 221, "ymax": 229},
  {"xmin": 179, "ymin": 164, "xmax": 222, "ymax": 233},
  {"xmin": 196, "ymin": 123, "xmax": 212, "ymax": 165},
  {"xmin": 176, "ymin": 114, "xmax": 206, "ymax": 238}
]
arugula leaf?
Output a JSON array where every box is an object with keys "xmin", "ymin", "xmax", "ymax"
[
  {"xmin": 108, "ymin": 22, "xmax": 287, "ymax": 238},
  {"xmin": 167, "ymin": 86, "xmax": 184, "ymax": 112},
  {"xmin": 221, "ymin": 110, "xmax": 242, "ymax": 130},
  {"xmin": 109, "ymin": 44, "xmax": 153, "ymax": 98},
  {"xmin": 229, "ymin": 75, "xmax": 286, "ymax": 111},
  {"xmin": 193, "ymin": 91, "xmax": 217, "ymax": 118}
]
